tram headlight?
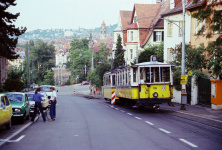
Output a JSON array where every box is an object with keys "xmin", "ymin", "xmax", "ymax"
[{"xmin": 153, "ymin": 92, "xmax": 158, "ymax": 98}]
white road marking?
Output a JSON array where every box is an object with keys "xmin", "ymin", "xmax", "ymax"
[
  {"xmin": 145, "ymin": 121, "xmax": 154, "ymax": 125},
  {"xmin": 135, "ymin": 117, "xmax": 142, "ymax": 120},
  {"xmin": 127, "ymin": 113, "xmax": 132, "ymax": 116},
  {"xmin": 110, "ymin": 106, "xmax": 114, "ymax": 108},
  {"xmin": 8, "ymin": 135, "xmax": 25, "ymax": 142},
  {"xmin": 115, "ymin": 108, "xmax": 119, "ymax": 110},
  {"xmin": 120, "ymin": 110, "xmax": 125, "ymax": 112},
  {"xmin": 0, "ymin": 122, "xmax": 32, "ymax": 147},
  {"xmin": 179, "ymin": 139, "xmax": 198, "ymax": 148},
  {"xmin": 159, "ymin": 128, "xmax": 171, "ymax": 134}
]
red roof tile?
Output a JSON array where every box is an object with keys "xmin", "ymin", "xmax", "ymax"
[{"xmin": 120, "ymin": 10, "xmax": 133, "ymax": 31}]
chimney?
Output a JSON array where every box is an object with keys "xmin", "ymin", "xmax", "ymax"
[{"xmin": 170, "ymin": 0, "xmax": 175, "ymax": 9}]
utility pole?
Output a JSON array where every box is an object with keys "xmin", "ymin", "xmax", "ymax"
[
  {"xmin": 26, "ymin": 43, "xmax": 30, "ymax": 91},
  {"xmin": 180, "ymin": 0, "xmax": 187, "ymax": 110}
]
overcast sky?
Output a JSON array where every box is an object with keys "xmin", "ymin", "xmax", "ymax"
[{"xmin": 8, "ymin": 0, "xmax": 154, "ymax": 31}]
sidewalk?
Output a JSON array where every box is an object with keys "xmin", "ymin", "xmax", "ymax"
[{"xmin": 160, "ymin": 103, "xmax": 222, "ymax": 123}]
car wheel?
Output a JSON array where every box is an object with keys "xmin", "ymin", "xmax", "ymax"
[
  {"xmin": 26, "ymin": 113, "xmax": 29, "ymax": 120},
  {"xmin": 20, "ymin": 113, "xmax": 26, "ymax": 124},
  {"xmin": 6, "ymin": 119, "xmax": 12, "ymax": 129}
]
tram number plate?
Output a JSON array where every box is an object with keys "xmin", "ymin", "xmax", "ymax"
[{"xmin": 153, "ymin": 87, "xmax": 157, "ymax": 89}]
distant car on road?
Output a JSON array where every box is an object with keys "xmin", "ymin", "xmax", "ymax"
[
  {"xmin": 2, "ymin": 92, "xmax": 30, "ymax": 124},
  {"xmin": 0, "ymin": 94, "xmax": 12, "ymax": 129},
  {"xmin": 81, "ymin": 81, "xmax": 89, "ymax": 85}
]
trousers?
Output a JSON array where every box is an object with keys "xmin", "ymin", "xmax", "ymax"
[
  {"xmin": 50, "ymin": 100, "xmax": 56, "ymax": 119},
  {"xmin": 32, "ymin": 102, "xmax": 46, "ymax": 122}
]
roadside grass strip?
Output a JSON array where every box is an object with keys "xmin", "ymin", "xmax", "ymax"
[
  {"xmin": 179, "ymin": 139, "xmax": 198, "ymax": 148},
  {"xmin": 159, "ymin": 128, "xmax": 171, "ymax": 134}
]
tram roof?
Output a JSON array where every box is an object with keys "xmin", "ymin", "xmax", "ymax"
[{"xmin": 132, "ymin": 61, "xmax": 174, "ymax": 67}]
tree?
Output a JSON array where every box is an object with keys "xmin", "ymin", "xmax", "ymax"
[
  {"xmin": 29, "ymin": 40, "xmax": 55, "ymax": 85},
  {"xmin": 3, "ymin": 66, "xmax": 25, "ymax": 91},
  {"xmin": 135, "ymin": 43, "xmax": 164, "ymax": 64},
  {"xmin": 113, "ymin": 35, "xmax": 125, "ymax": 68},
  {"xmin": 68, "ymin": 39, "xmax": 91, "ymax": 83},
  {"xmin": 0, "ymin": 0, "xmax": 26, "ymax": 59},
  {"xmin": 42, "ymin": 69, "xmax": 55, "ymax": 85},
  {"xmin": 171, "ymin": 43, "xmax": 207, "ymax": 90},
  {"xmin": 87, "ymin": 43, "xmax": 111, "ymax": 88}
]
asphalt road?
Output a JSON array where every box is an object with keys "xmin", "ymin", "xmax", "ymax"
[{"xmin": 0, "ymin": 85, "xmax": 221, "ymax": 150}]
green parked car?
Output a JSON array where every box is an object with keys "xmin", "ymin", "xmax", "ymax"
[{"xmin": 1, "ymin": 92, "xmax": 30, "ymax": 124}]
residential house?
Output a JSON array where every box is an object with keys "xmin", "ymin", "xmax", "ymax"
[
  {"xmin": 186, "ymin": 0, "xmax": 222, "ymax": 47},
  {"xmin": 162, "ymin": 0, "xmax": 193, "ymax": 63},
  {"xmin": 112, "ymin": 10, "xmax": 132, "ymax": 62}
]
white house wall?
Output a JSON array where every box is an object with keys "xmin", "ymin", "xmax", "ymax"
[{"xmin": 164, "ymin": 13, "xmax": 191, "ymax": 63}]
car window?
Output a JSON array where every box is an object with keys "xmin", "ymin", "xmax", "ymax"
[
  {"xmin": 1, "ymin": 97, "xmax": 6, "ymax": 108},
  {"xmin": 6, "ymin": 94, "xmax": 24, "ymax": 102},
  {"xmin": 27, "ymin": 94, "xmax": 34, "ymax": 101},
  {"xmin": 4, "ymin": 96, "xmax": 9, "ymax": 106},
  {"xmin": 40, "ymin": 87, "xmax": 51, "ymax": 92}
]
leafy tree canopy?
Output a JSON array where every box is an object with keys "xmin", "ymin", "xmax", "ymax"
[{"xmin": 0, "ymin": 0, "xmax": 26, "ymax": 59}]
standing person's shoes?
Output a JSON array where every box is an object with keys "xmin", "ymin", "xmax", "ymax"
[{"xmin": 49, "ymin": 119, "xmax": 55, "ymax": 121}]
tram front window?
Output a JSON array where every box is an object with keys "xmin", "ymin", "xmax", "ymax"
[{"xmin": 162, "ymin": 67, "xmax": 170, "ymax": 82}]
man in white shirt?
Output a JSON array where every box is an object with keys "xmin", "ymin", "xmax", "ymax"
[{"xmin": 49, "ymin": 87, "xmax": 57, "ymax": 121}]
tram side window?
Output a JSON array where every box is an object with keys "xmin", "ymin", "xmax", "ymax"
[
  {"xmin": 154, "ymin": 67, "xmax": 160, "ymax": 82},
  {"xmin": 128, "ymin": 71, "xmax": 131, "ymax": 85},
  {"xmin": 109, "ymin": 76, "xmax": 110, "ymax": 86},
  {"xmin": 120, "ymin": 73, "xmax": 122, "ymax": 85},
  {"xmin": 133, "ymin": 68, "xmax": 137, "ymax": 82},
  {"xmin": 145, "ymin": 68, "xmax": 150, "ymax": 82},
  {"xmin": 112, "ymin": 75, "xmax": 116, "ymax": 86},
  {"xmin": 125, "ymin": 71, "xmax": 128, "ymax": 86},
  {"xmin": 162, "ymin": 67, "xmax": 170, "ymax": 82}
]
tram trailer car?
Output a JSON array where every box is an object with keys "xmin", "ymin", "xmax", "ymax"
[{"xmin": 103, "ymin": 56, "xmax": 174, "ymax": 110}]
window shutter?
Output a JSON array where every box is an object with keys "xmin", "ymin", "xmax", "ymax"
[
  {"xmin": 162, "ymin": 31, "xmax": 164, "ymax": 41},
  {"xmin": 153, "ymin": 31, "xmax": 156, "ymax": 42}
]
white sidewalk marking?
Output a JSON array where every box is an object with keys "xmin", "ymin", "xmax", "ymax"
[
  {"xmin": 159, "ymin": 128, "xmax": 171, "ymax": 134},
  {"xmin": 145, "ymin": 121, "xmax": 154, "ymax": 125},
  {"xmin": 135, "ymin": 117, "xmax": 142, "ymax": 120},
  {"xmin": 8, "ymin": 135, "xmax": 25, "ymax": 142},
  {"xmin": 127, "ymin": 113, "xmax": 132, "ymax": 116},
  {"xmin": 179, "ymin": 139, "xmax": 198, "ymax": 148},
  {"xmin": 0, "ymin": 122, "xmax": 32, "ymax": 147}
]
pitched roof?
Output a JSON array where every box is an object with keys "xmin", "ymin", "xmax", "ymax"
[
  {"xmin": 127, "ymin": 23, "xmax": 138, "ymax": 30},
  {"xmin": 132, "ymin": 4, "xmax": 161, "ymax": 29},
  {"xmin": 161, "ymin": 0, "xmax": 202, "ymax": 16},
  {"xmin": 120, "ymin": 10, "xmax": 132, "ymax": 31}
]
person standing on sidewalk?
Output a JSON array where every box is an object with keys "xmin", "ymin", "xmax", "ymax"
[
  {"xmin": 49, "ymin": 87, "xmax": 57, "ymax": 121},
  {"xmin": 31, "ymin": 88, "xmax": 46, "ymax": 122}
]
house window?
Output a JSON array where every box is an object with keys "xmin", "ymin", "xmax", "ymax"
[
  {"xmin": 131, "ymin": 31, "xmax": 133, "ymax": 41},
  {"xmin": 195, "ymin": 19, "xmax": 206, "ymax": 35},
  {"xmin": 167, "ymin": 23, "xmax": 173, "ymax": 37},
  {"xmin": 179, "ymin": 21, "xmax": 183, "ymax": 37},
  {"xmin": 153, "ymin": 31, "xmax": 164, "ymax": 42},
  {"xmin": 167, "ymin": 48, "xmax": 172, "ymax": 62},
  {"xmin": 130, "ymin": 49, "xmax": 133, "ymax": 59}
]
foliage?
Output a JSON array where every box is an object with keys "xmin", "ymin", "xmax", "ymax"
[
  {"xmin": 3, "ymin": 66, "xmax": 25, "ymax": 92},
  {"xmin": 27, "ymin": 40, "xmax": 55, "ymax": 85},
  {"xmin": 206, "ymin": 39, "xmax": 222, "ymax": 79},
  {"xmin": 191, "ymin": 0, "xmax": 222, "ymax": 79},
  {"xmin": 0, "ymin": 0, "xmax": 26, "ymax": 59},
  {"xmin": 113, "ymin": 35, "xmax": 125, "ymax": 68},
  {"xmin": 42, "ymin": 69, "xmax": 55, "ymax": 85},
  {"xmin": 68, "ymin": 39, "xmax": 91, "ymax": 83},
  {"xmin": 171, "ymin": 43, "xmax": 207, "ymax": 90},
  {"xmin": 133, "ymin": 43, "xmax": 164, "ymax": 64},
  {"xmin": 87, "ymin": 43, "xmax": 111, "ymax": 89},
  {"xmin": 171, "ymin": 43, "xmax": 206, "ymax": 71}
]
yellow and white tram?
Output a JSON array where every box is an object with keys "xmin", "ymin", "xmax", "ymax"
[{"xmin": 103, "ymin": 56, "xmax": 174, "ymax": 110}]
